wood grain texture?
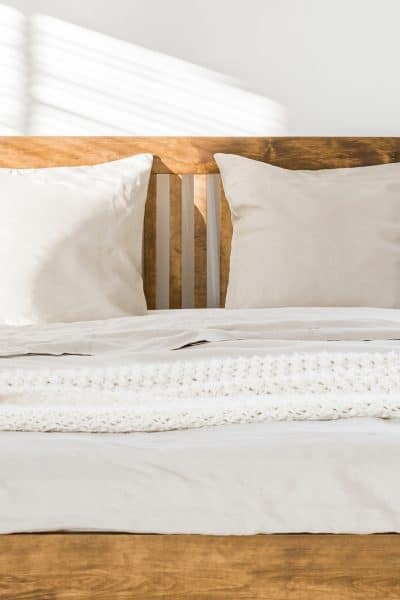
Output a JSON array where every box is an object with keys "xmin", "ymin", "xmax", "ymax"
[
  {"xmin": 169, "ymin": 175, "xmax": 182, "ymax": 308},
  {"xmin": 142, "ymin": 174, "xmax": 157, "ymax": 309},
  {"xmin": 1, "ymin": 533, "xmax": 400, "ymax": 600},
  {"xmin": 193, "ymin": 174, "xmax": 207, "ymax": 308},
  {"xmin": 219, "ymin": 176, "xmax": 232, "ymax": 307},
  {"xmin": 1, "ymin": 137, "xmax": 400, "ymax": 173}
]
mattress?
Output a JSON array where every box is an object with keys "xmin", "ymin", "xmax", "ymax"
[
  {"xmin": 1, "ymin": 417, "xmax": 400, "ymax": 534},
  {"xmin": 2, "ymin": 307, "xmax": 400, "ymax": 534}
]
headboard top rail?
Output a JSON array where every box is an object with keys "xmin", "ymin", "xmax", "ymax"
[{"xmin": 1, "ymin": 136, "xmax": 400, "ymax": 173}]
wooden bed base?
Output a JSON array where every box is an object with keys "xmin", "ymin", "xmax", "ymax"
[
  {"xmin": 1, "ymin": 136, "xmax": 400, "ymax": 599},
  {"xmin": 1, "ymin": 534, "xmax": 400, "ymax": 599}
]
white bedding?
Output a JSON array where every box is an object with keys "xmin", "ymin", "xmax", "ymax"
[
  {"xmin": 1, "ymin": 308, "xmax": 400, "ymax": 432},
  {"xmin": 1, "ymin": 418, "xmax": 400, "ymax": 534},
  {"xmin": 1, "ymin": 307, "xmax": 400, "ymax": 533},
  {"xmin": 3, "ymin": 306, "xmax": 400, "ymax": 360}
]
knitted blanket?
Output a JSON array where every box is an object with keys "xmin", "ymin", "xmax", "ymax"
[{"xmin": 1, "ymin": 351, "xmax": 400, "ymax": 432}]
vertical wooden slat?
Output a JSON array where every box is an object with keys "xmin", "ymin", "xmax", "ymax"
[
  {"xmin": 219, "ymin": 177, "xmax": 232, "ymax": 307},
  {"xmin": 143, "ymin": 174, "xmax": 157, "ymax": 309},
  {"xmin": 193, "ymin": 175, "xmax": 207, "ymax": 308},
  {"xmin": 181, "ymin": 175, "xmax": 194, "ymax": 309},
  {"xmin": 169, "ymin": 175, "xmax": 182, "ymax": 308},
  {"xmin": 156, "ymin": 175, "xmax": 170, "ymax": 309}
]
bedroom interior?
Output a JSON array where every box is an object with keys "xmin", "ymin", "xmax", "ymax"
[{"xmin": 1, "ymin": 2, "xmax": 400, "ymax": 600}]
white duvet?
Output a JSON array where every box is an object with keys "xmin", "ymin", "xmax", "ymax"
[{"xmin": 1, "ymin": 307, "xmax": 400, "ymax": 432}]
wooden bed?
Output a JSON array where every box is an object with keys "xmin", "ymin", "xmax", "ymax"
[{"xmin": 1, "ymin": 137, "xmax": 400, "ymax": 599}]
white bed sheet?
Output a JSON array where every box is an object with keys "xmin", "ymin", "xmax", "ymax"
[
  {"xmin": 2, "ymin": 307, "xmax": 400, "ymax": 534},
  {"xmin": 3, "ymin": 307, "xmax": 400, "ymax": 364},
  {"xmin": 1, "ymin": 417, "xmax": 400, "ymax": 535}
]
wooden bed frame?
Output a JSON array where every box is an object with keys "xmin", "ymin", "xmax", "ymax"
[{"xmin": 1, "ymin": 137, "xmax": 400, "ymax": 599}]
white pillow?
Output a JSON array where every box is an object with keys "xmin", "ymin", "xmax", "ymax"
[
  {"xmin": 216, "ymin": 153, "xmax": 400, "ymax": 308},
  {"xmin": 0, "ymin": 154, "xmax": 153, "ymax": 325}
]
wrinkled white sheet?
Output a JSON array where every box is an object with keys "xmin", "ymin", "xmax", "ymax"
[
  {"xmin": 2, "ymin": 307, "xmax": 400, "ymax": 364},
  {"xmin": 1, "ymin": 417, "xmax": 400, "ymax": 534}
]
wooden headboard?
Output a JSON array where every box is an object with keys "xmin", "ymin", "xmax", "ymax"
[{"xmin": 1, "ymin": 137, "xmax": 400, "ymax": 308}]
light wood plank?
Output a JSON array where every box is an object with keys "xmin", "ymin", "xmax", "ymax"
[
  {"xmin": 143, "ymin": 174, "xmax": 157, "ymax": 309},
  {"xmin": 219, "ymin": 176, "xmax": 232, "ymax": 307},
  {"xmin": 194, "ymin": 174, "xmax": 207, "ymax": 308},
  {"xmin": 1, "ymin": 137, "xmax": 399, "ymax": 173},
  {"xmin": 1, "ymin": 533, "xmax": 400, "ymax": 600},
  {"xmin": 169, "ymin": 174, "xmax": 182, "ymax": 308}
]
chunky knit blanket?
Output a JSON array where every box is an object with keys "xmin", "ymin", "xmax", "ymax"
[{"xmin": 1, "ymin": 351, "xmax": 400, "ymax": 432}]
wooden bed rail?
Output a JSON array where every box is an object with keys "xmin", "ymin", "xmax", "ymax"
[
  {"xmin": 1, "ymin": 136, "xmax": 400, "ymax": 309},
  {"xmin": 1, "ymin": 533, "xmax": 400, "ymax": 599}
]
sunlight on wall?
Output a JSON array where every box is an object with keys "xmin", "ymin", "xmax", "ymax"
[
  {"xmin": 0, "ymin": 5, "xmax": 287, "ymax": 307},
  {"xmin": 0, "ymin": 4, "xmax": 287, "ymax": 136},
  {"xmin": 0, "ymin": 5, "xmax": 26, "ymax": 134},
  {"xmin": 28, "ymin": 15, "xmax": 287, "ymax": 135}
]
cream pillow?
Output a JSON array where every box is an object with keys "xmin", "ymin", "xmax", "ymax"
[
  {"xmin": 216, "ymin": 153, "xmax": 400, "ymax": 308},
  {"xmin": 0, "ymin": 154, "xmax": 153, "ymax": 325}
]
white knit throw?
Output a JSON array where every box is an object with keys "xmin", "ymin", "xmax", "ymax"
[{"xmin": 1, "ymin": 351, "xmax": 400, "ymax": 432}]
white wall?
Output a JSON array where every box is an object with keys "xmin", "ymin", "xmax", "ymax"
[{"xmin": 3, "ymin": 0, "xmax": 400, "ymax": 135}]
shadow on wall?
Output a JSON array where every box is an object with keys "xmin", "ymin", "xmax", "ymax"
[{"xmin": 0, "ymin": 4, "xmax": 287, "ymax": 136}]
